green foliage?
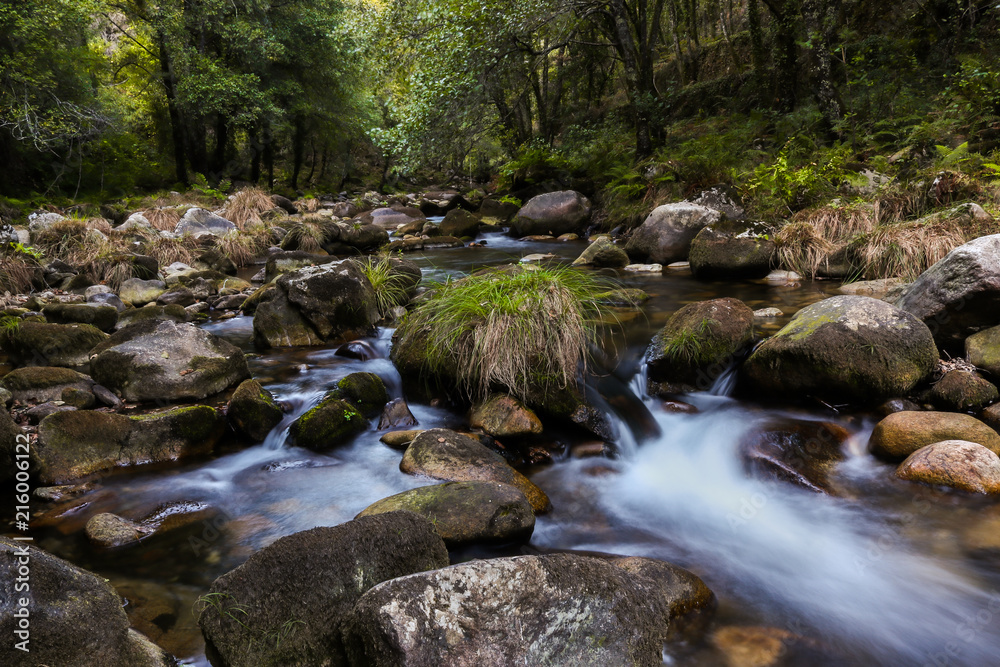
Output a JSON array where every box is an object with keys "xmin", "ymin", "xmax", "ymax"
[
  {"xmin": 357, "ymin": 252, "xmax": 413, "ymax": 317},
  {"xmin": 396, "ymin": 264, "xmax": 617, "ymax": 402},
  {"xmin": 745, "ymin": 141, "xmax": 854, "ymax": 217}
]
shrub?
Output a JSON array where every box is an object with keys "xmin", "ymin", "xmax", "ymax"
[
  {"xmin": 225, "ymin": 187, "xmax": 274, "ymax": 228},
  {"xmin": 395, "ymin": 264, "xmax": 616, "ymax": 403}
]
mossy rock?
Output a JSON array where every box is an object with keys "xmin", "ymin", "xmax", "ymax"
[
  {"xmin": 336, "ymin": 372, "xmax": 389, "ymax": 417},
  {"xmin": 595, "ymin": 288, "xmax": 650, "ymax": 308},
  {"xmin": 400, "ymin": 428, "xmax": 551, "ymax": 513},
  {"xmin": 287, "ymin": 393, "xmax": 368, "ymax": 450},
  {"xmin": 357, "ymin": 481, "xmax": 535, "ymax": 546},
  {"xmin": 689, "ymin": 221, "xmax": 775, "ymax": 280},
  {"xmin": 869, "ymin": 411, "xmax": 1000, "ymax": 461},
  {"xmin": 966, "ymin": 325, "xmax": 1000, "ymax": 377},
  {"xmin": 264, "ymin": 250, "xmax": 329, "ymax": 282},
  {"xmin": 930, "ymin": 370, "xmax": 998, "ymax": 412},
  {"xmin": 438, "ymin": 208, "xmax": 481, "ymax": 238},
  {"xmin": 571, "ymin": 237, "xmax": 629, "ymax": 268},
  {"xmin": 647, "ymin": 298, "xmax": 755, "ymax": 388},
  {"xmin": 742, "ymin": 295, "xmax": 938, "ymax": 406},
  {"xmin": 198, "ymin": 512, "xmax": 449, "ymax": 667},
  {"xmin": 8, "ymin": 321, "xmax": 107, "ymax": 368},
  {"xmin": 0, "ymin": 366, "xmax": 93, "ymax": 403},
  {"xmin": 33, "ymin": 405, "xmax": 224, "ymax": 484},
  {"xmin": 0, "ymin": 409, "xmax": 24, "ymax": 484},
  {"xmin": 41, "ymin": 303, "xmax": 119, "ymax": 332},
  {"xmin": 228, "ymin": 379, "xmax": 284, "ymax": 441}
]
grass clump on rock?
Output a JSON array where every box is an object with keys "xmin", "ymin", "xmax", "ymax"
[{"xmin": 393, "ymin": 264, "xmax": 614, "ymax": 404}]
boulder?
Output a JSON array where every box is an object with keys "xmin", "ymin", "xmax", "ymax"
[
  {"xmin": 468, "ymin": 394, "xmax": 544, "ymax": 438},
  {"xmin": 688, "ymin": 220, "xmax": 775, "ymax": 280},
  {"xmin": 739, "ymin": 419, "xmax": 848, "ymax": 493},
  {"xmin": 119, "ymin": 278, "xmax": 167, "ymax": 307},
  {"xmin": 930, "ymin": 370, "xmax": 998, "ymax": 412},
  {"xmin": 271, "ymin": 194, "xmax": 297, "ymax": 214},
  {"xmin": 869, "ymin": 411, "xmax": 1000, "ymax": 460},
  {"xmin": 40, "ymin": 302, "xmax": 119, "ymax": 332},
  {"xmin": 287, "ymin": 395, "xmax": 368, "ymax": 450},
  {"xmin": 228, "ymin": 379, "xmax": 284, "ymax": 441},
  {"xmin": 357, "ymin": 481, "xmax": 535, "ymax": 545},
  {"xmin": 175, "ymin": 207, "xmax": 236, "ymax": 236},
  {"xmin": 0, "ymin": 409, "xmax": 23, "ymax": 484},
  {"xmin": 89, "ymin": 320, "xmax": 249, "ymax": 402},
  {"xmin": 263, "ymin": 250, "xmax": 330, "ymax": 282},
  {"xmin": 690, "ymin": 185, "xmax": 746, "ymax": 220},
  {"xmin": 896, "ymin": 440, "xmax": 1000, "ymax": 493},
  {"xmin": 0, "ymin": 537, "xmax": 173, "ymax": 666},
  {"xmin": 114, "ymin": 304, "xmax": 189, "ymax": 330},
  {"xmin": 5, "ymin": 321, "xmax": 107, "ymax": 369},
  {"xmin": 156, "ymin": 287, "xmax": 196, "ymax": 307},
  {"xmin": 742, "ymin": 295, "xmax": 938, "ymax": 405},
  {"xmin": 894, "ymin": 233, "xmax": 1000, "ymax": 347},
  {"xmin": 377, "ymin": 398, "xmax": 418, "ymax": 430},
  {"xmin": 334, "ymin": 372, "xmax": 389, "ymax": 417},
  {"xmin": 647, "ymin": 298, "xmax": 755, "ymax": 389},
  {"xmin": 571, "ymin": 237, "xmax": 630, "ymax": 268},
  {"xmin": 438, "ymin": 208, "xmax": 480, "ymax": 238},
  {"xmin": 322, "ymin": 221, "xmax": 389, "ymax": 255},
  {"xmin": 401, "ymin": 428, "xmax": 550, "ymax": 512},
  {"xmin": 33, "ymin": 405, "xmax": 224, "ymax": 484},
  {"xmin": 360, "ymin": 206, "xmax": 426, "ymax": 230},
  {"xmin": 342, "ymin": 553, "xmax": 715, "ymax": 667},
  {"xmin": 0, "ymin": 367, "xmax": 93, "ymax": 403},
  {"xmin": 198, "ymin": 512, "xmax": 449, "ymax": 667},
  {"xmin": 253, "ymin": 260, "xmax": 378, "ymax": 348},
  {"xmin": 966, "ymin": 324, "xmax": 1000, "ymax": 377},
  {"xmin": 512, "ymin": 191, "xmax": 592, "ymax": 237},
  {"xmin": 624, "ymin": 202, "xmax": 721, "ymax": 264},
  {"xmin": 478, "ymin": 197, "xmax": 520, "ymax": 223},
  {"xmin": 27, "ymin": 211, "xmax": 66, "ymax": 241},
  {"xmin": 327, "ymin": 201, "xmax": 358, "ymax": 218}
]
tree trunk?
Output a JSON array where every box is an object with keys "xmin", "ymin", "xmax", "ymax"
[
  {"xmin": 290, "ymin": 116, "xmax": 306, "ymax": 191},
  {"xmin": 802, "ymin": 0, "xmax": 842, "ymax": 137},
  {"xmin": 157, "ymin": 31, "xmax": 188, "ymax": 185},
  {"xmin": 212, "ymin": 113, "xmax": 228, "ymax": 179}
]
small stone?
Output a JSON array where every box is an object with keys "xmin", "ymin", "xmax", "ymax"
[
  {"xmin": 86, "ymin": 512, "xmax": 147, "ymax": 548},
  {"xmin": 666, "ymin": 261, "xmax": 690, "ymax": 270},
  {"xmin": 753, "ymin": 307, "xmax": 783, "ymax": 317},
  {"xmin": 380, "ymin": 429, "xmax": 423, "ymax": 449},
  {"xmin": 624, "ymin": 263, "xmax": 663, "ymax": 273}
]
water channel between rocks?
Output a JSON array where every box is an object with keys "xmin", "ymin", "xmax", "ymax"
[{"xmin": 18, "ymin": 233, "xmax": 1000, "ymax": 666}]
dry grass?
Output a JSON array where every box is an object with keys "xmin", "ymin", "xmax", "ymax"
[
  {"xmin": 294, "ymin": 197, "xmax": 320, "ymax": 213},
  {"xmin": 283, "ymin": 216, "xmax": 331, "ymax": 252},
  {"xmin": 773, "ymin": 222, "xmax": 839, "ymax": 278},
  {"xmin": 143, "ymin": 235, "xmax": 198, "ymax": 266},
  {"xmin": 217, "ymin": 227, "xmax": 269, "ymax": 267},
  {"xmin": 0, "ymin": 255, "xmax": 40, "ymax": 294},
  {"xmin": 83, "ymin": 217, "xmax": 112, "ymax": 234},
  {"xmin": 849, "ymin": 212, "xmax": 1000, "ymax": 281},
  {"xmin": 224, "ymin": 187, "xmax": 274, "ymax": 229},
  {"xmin": 141, "ymin": 207, "xmax": 183, "ymax": 232}
]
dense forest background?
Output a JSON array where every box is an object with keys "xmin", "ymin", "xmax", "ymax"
[{"xmin": 3, "ymin": 0, "xmax": 1000, "ymax": 223}]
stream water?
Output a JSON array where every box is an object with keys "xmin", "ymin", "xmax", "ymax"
[{"xmin": 17, "ymin": 234, "xmax": 1000, "ymax": 666}]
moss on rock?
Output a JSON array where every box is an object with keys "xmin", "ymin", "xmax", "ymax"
[{"xmin": 228, "ymin": 379, "xmax": 284, "ymax": 441}]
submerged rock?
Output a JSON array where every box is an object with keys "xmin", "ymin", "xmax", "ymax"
[
  {"xmin": 0, "ymin": 537, "xmax": 173, "ymax": 666},
  {"xmin": 198, "ymin": 512, "xmax": 449, "ymax": 667},
  {"xmin": 896, "ymin": 440, "xmax": 1000, "ymax": 494},
  {"xmin": 357, "ymin": 481, "xmax": 535, "ymax": 545},
  {"xmin": 647, "ymin": 298, "xmax": 755, "ymax": 390},
  {"xmin": 90, "ymin": 319, "xmax": 249, "ymax": 402},
  {"xmin": 400, "ymin": 428, "xmax": 550, "ymax": 512},
  {"xmin": 742, "ymin": 295, "xmax": 938, "ymax": 405},
  {"xmin": 342, "ymin": 553, "xmax": 715, "ymax": 667},
  {"xmin": 739, "ymin": 419, "xmax": 849, "ymax": 493},
  {"xmin": 869, "ymin": 411, "xmax": 1000, "ymax": 460},
  {"xmin": 512, "ymin": 190, "xmax": 592, "ymax": 237},
  {"xmin": 624, "ymin": 202, "xmax": 721, "ymax": 264}
]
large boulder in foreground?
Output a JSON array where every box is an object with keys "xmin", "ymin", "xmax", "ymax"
[
  {"xmin": 0, "ymin": 537, "xmax": 172, "ymax": 666},
  {"xmin": 511, "ymin": 190, "xmax": 592, "ymax": 237},
  {"xmin": 90, "ymin": 320, "xmax": 249, "ymax": 402},
  {"xmin": 894, "ymin": 233, "xmax": 1000, "ymax": 347},
  {"xmin": 198, "ymin": 512, "xmax": 449, "ymax": 667},
  {"xmin": 624, "ymin": 202, "xmax": 721, "ymax": 264},
  {"xmin": 742, "ymin": 295, "xmax": 938, "ymax": 405},
  {"xmin": 342, "ymin": 553, "xmax": 715, "ymax": 667},
  {"xmin": 869, "ymin": 411, "xmax": 1000, "ymax": 460},
  {"xmin": 647, "ymin": 298, "xmax": 755, "ymax": 390},
  {"xmin": 896, "ymin": 440, "xmax": 1000, "ymax": 494},
  {"xmin": 401, "ymin": 428, "xmax": 551, "ymax": 513},
  {"xmin": 253, "ymin": 260, "xmax": 378, "ymax": 348},
  {"xmin": 357, "ymin": 481, "xmax": 535, "ymax": 546}
]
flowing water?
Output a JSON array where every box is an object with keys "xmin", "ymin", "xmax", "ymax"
[{"xmin": 15, "ymin": 235, "xmax": 1000, "ymax": 666}]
